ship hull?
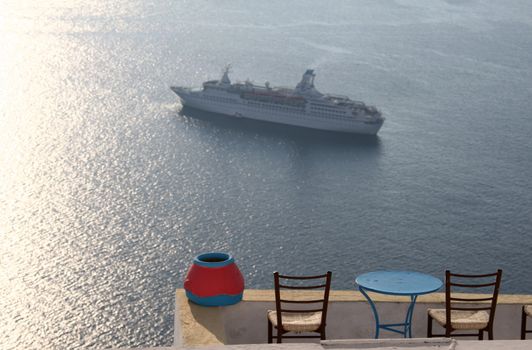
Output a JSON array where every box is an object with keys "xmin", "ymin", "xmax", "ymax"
[{"xmin": 172, "ymin": 89, "xmax": 383, "ymax": 135}]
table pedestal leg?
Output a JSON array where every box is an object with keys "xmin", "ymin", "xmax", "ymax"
[
  {"xmin": 404, "ymin": 295, "xmax": 417, "ymax": 338},
  {"xmin": 359, "ymin": 287, "xmax": 380, "ymax": 339},
  {"xmin": 359, "ymin": 287, "xmax": 418, "ymax": 338}
]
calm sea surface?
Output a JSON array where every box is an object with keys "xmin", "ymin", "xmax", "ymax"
[{"xmin": 1, "ymin": 0, "xmax": 531, "ymax": 348}]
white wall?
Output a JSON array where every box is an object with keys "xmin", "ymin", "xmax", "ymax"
[{"xmin": 218, "ymin": 300, "xmax": 524, "ymax": 344}]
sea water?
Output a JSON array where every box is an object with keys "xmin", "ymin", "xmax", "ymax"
[{"xmin": 0, "ymin": 0, "xmax": 531, "ymax": 348}]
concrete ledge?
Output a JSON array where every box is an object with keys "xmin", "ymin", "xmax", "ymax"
[
  {"xmin": 118, "ymin": 339, "xmax": 532, "ymax": 350},
  {"xmin": 240, "ymin": 289, "xmax": 532, "ymax": 304},
  {"xmin": 176, "ymin": 290, "xmax": 226, "ymax": 346},
  {"xmin": 176, "ymin": 289, "xmax": 532, "ymax": 347}
]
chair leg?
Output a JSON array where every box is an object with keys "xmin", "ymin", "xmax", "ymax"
[
  {"xmin": 427, "ymin": 315, "xmax": 433, "ymax": 338},
  {"xmin": 488, "ymin": 327, "xmax": 493, "ymax": 340},
  {"xmin": 445, "ymin": 324, "xmax": 451, "ymax": 338},
  {"xmin": 321, "ymin": 328, "xmax": 326, "ymax": 340},
  {"xmin": 276, "ymin": 330, "xmax": 282, "ymax": 344},
  {"xmin": 522, "ymin": 306, "xmax": 527, "ymax": 340},
  {"xmin": 478, "ymin": 330, "xmax": 483, "ymax": 340},
  {"xmin": 268, "ymin": 320, "xmax": 272, "ymax": 343}
]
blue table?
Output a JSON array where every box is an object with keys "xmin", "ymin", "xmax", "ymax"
[{"xmin": 355, "ymin": 270, "xmax": 442, "ymax": 338}]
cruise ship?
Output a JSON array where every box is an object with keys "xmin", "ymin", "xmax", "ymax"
[{"xmin": 170, "ymin": 67, "xmax": 384, "ymax": 135}]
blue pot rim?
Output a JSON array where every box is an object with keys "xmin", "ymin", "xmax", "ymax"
[{"xmin": 194, "ymin": 252, "xmax": 234, "ymax": 267}]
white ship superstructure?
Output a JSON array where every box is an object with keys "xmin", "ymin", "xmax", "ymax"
[{"xmin": 171, "ymin": 67, "xmax": 384, "ymax": 135}]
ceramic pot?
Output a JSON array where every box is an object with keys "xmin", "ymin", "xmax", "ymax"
[{"xmin": 184, "ymin": 252, "xmax": 244, "ymax": 306}]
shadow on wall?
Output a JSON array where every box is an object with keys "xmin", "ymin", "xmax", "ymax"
[{"xmin": 185, "ymin": 300, "xmax": 227, "ymax": 345}]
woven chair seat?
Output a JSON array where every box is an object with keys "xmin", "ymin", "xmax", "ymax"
[
  {"xmin": 525, "ymin": 305, "xmax": 532, "ymax": 317},
  {"xmin": 267, "ymin": 310, "xmax": 322, "ymax": 333},
  {"xmin": 428, "ymin": 308, "xmax": 489, "ymax": 330}
]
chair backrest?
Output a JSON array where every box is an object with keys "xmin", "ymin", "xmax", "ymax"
[
  {"xmin": 445, "ymin": 270, "xmax": 502, "ymax": 328},
  {"xmin": 273, "ymin": 271, "xmax": 332, "ymax": 331}
]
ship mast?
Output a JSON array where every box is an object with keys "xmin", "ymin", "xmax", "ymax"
[{"xmin": 220, "ymin": 64, "xmax": 232, "ymax": 86}]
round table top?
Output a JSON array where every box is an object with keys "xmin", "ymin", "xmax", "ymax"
[{"xmin": 355, "ymin": 270, "xmax": 442, "ymax": 296}]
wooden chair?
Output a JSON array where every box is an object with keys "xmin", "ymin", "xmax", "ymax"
[
  {"xmin": 427, "ymin": 270, "xmax": 502, "ymax": 340},
  {"xmin": 521, "ymin": 305, "xmax": 532, "ymax": 339},
  {"xmin": 267, "ymin": 271, "xmax": 332, "ymax": 343}
]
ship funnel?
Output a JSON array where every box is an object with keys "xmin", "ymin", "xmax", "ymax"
[{"xmin": 296, "ymin": 69, "xmax": 316, "ymax": 92}]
